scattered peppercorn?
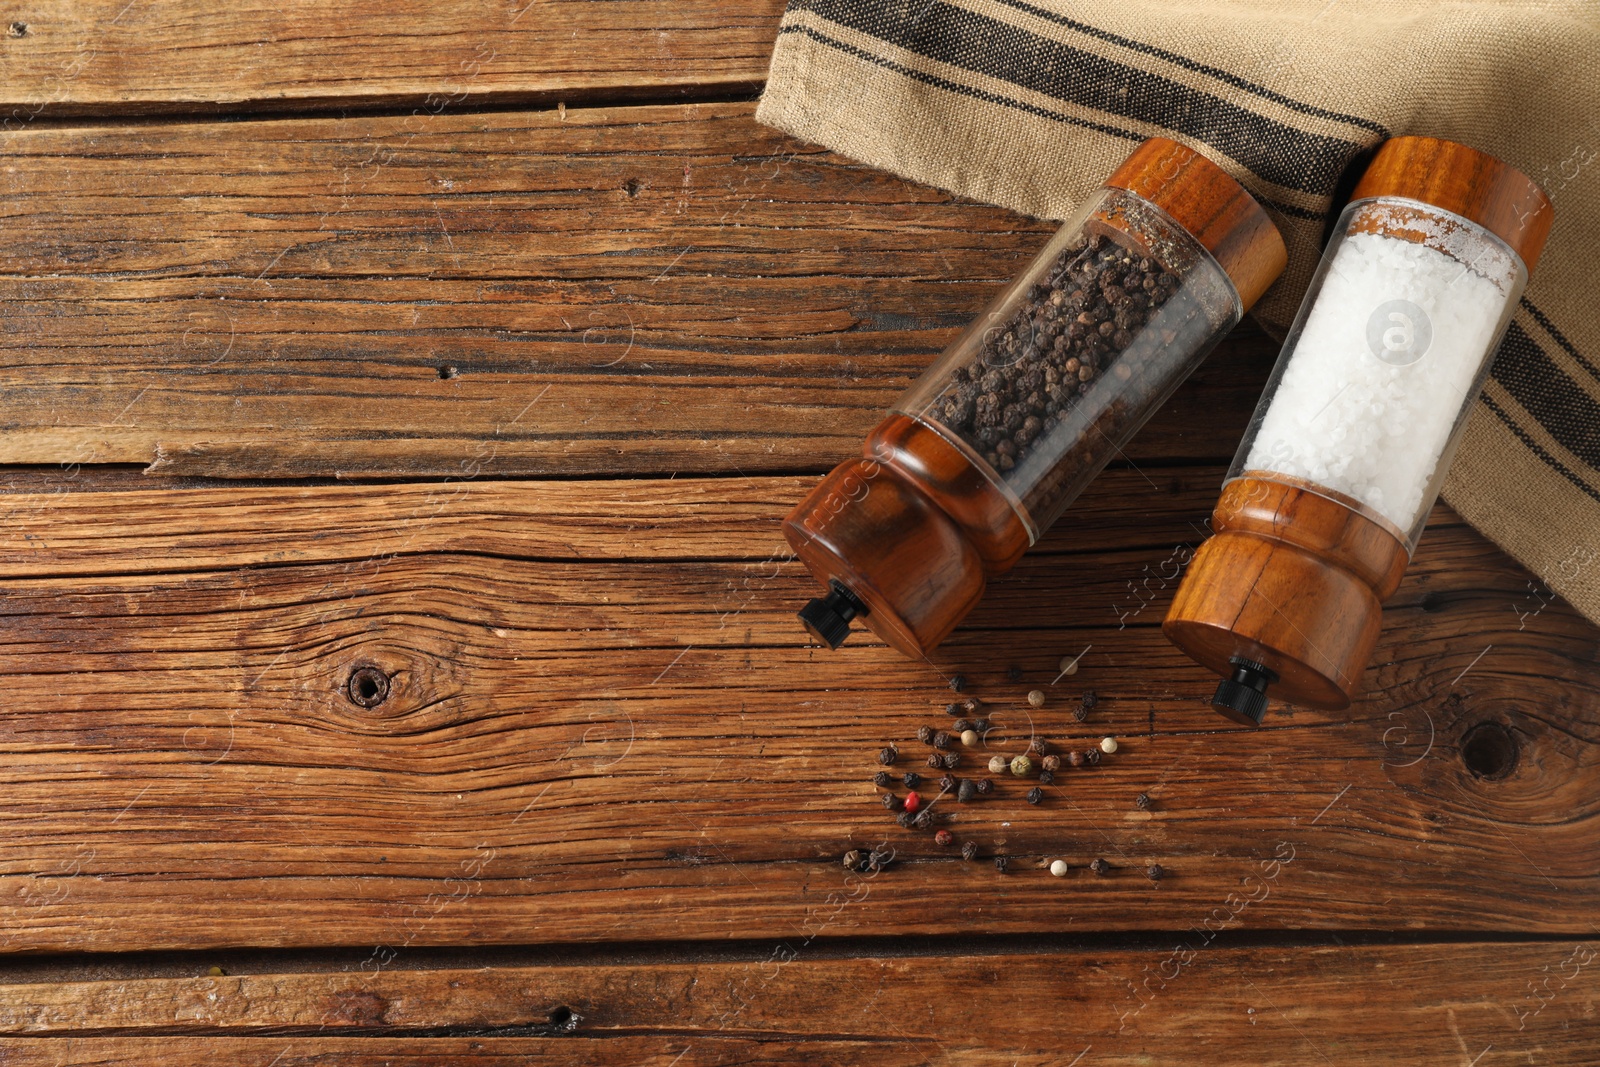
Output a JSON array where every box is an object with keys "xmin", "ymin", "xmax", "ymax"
[
  {"xmin": 913, "ymin": 810, "xmax": 933, "ymax": 830},
  {"xmin": 917, "ymin": 725, "xmax": 934, "ymax": 744},
  {"xmin": 869, "ymin": 848, "xmax": 892, "ymax": 871},
  {"xmin": 973, "ymin": 718, "xmax": 990, "ymax": 735},
  {"xmin": 1038, "ymin": 770, "xmax": 1055, "ymax": 786},
  {"xmin": 975, "ymin": 778, "xmax": 994, "ymax": 795},
  {"xmin": 1058, "ymin": 655, "xmax": 1079, "ymax": 676},
  {"xmin": 1010, "ymin": 754, "xmax": 1033, "ymax": 777},
  {"xmin": 882, "ymin": 792, "xmax": 903, "ymax": 812},
  {"xmin": 896, "ymin": 811, "xmax": 914, "ymax": 829},
  {"xmin": 959, "ymin": 697, "xmax": 984, "ymax": 714},
  {"xmin": 902, "ymin": 772, "xmax": 921, "ymax": 788},
  {"xmin": 941, "ymin": 752, "xmax": 960, "ymax": 770},
  {"xmin": 949, "ymin": 674, "xmax": 967, "ymax": 692},
  {"xmin": 933, "ymin": 730, "xmax": 953, "ymax": 750},
  {"xmin": 1135, "ymin": 792, "xmax": 1152, "ymax": 810},
  {"xmin": 961, "ymin": 841, "xmax": 979, "ymax": 862},
  {"xmin": 938, "ymin": 774, "xmax": 958, "ymax": 793},
  {"xmin": 1090, "ymin": 858, "xmax": 1110, "ymax": 876},
  {"xmin": 843, "ymin": 849, "xmax": 862, "ymax": 869},
  {"xmin": 1029, "ymin": 737, "xmax": 1049, "ymax": 755},
  {"xmin": 873, "ymin": 771, "xmax": 892, "ymax": 788},
  {"xmin": 1027, "ymin": 689, "xmax": 1046, "ymax": 707},
  {"xmin": 926, "ymin": 753, "xmax": 943, "ymax": 769},
  {"xmin": 1007, "ymin": 665, "xmax": 1025, "ymax": 683},
  {"xmin": 988, "ymin": 755, "xmax": 1009, "ymax": 774},
  {"xmin": 1085, "ymin": 748, "xmax": 1102, "ymax": 766},
  {"xmin": 958, "ymin": 779, "xmax": 978, "ymax": 803},
  {"xmin": 1026, "ymin": 787, "xmax": 1044, "ymax": 805},
  {"xmin": 952, "ymin": 718, "xmax": 973, "ymax": 733},
  {"xmin": 1100, "ymin": 736, "xmax": 1118, "ymax": 754},
  {"xmin": 1067, "ymin": 750, "xmax": 1085, "ymax": 768},
  {"xmin": 903, "ymin": 790, "xmax": 922, "ymax": 814},
  {"xmin": 946, "ymin": 702, "xmax": 964, "ymax": 717},
  {"xmin": 878, "ymin": 746, "xmax": 898, "ymax": 766},
  {"xmin": 994, "ymin": 855, "xmax": 1009, "ymax": 873},
  {"xmin": 935, "ymin": 829, "xmax": 955, "ymax": 846},
  {"xmin": 960, "ymin": 729, "xmax": 980, "ymax": 747},
  {"xmin": 1050, "ymin": 859, "xmax": 1069, "ymax": 877},
  {"xmin": 1041, "ymin": 754, "xmax": 1061, "ymax": 772},
  {"xmin": 1146, "ymin": 863, "xmax": 1165, "ymax": 882}
]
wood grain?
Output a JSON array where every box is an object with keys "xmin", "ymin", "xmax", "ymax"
[
  {"xmin": 0, "ymin": 466, "xmax": 1592, "ymax": 953},
  {"xmin": 0, "ymin": 0, "xmax": 781, "ymax": 118},
  {"xmin": 0, "ymin": 945, "xmax": 1594, "ymax": 1064},
  {"xmin": 0, "ymin": 102, "xmax": 1279, "ymax": 478}
]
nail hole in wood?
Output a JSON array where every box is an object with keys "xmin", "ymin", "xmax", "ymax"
[
  {"xmin": 438, "ymin": 365, "xmax": 459, "ymax": 380},
  {"xmin": 547, "ymin": 1005, "xmax": 580, "ymax": 1032},
  {"xmin": 7, "ymin": 22, "xmax": 27, "ymax": 37},
  {"xmin": 622, "ymin": 178, "xmax": 642, "ymax": 197},
  {"xmin": 347, "ymin": 666, "xmax": 390, "ymax": 709},
  {"xmin": 1460, "ymin": 720, "xmax": 1517, "ymax": 780}
]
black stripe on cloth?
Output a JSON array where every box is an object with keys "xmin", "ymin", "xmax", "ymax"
[
  {"xmin": 784, "ymin": 0, "xmax": 1370, "ymax": 196},
  {"xmin": 1482, "ymin": 393, "xmax": 1600, "ymax": 508},
  {"xmin": 1521, "ymin": 296, "xmax": 1600, "ymax": 384},
  {"xmin": 776, "ymin": 24, "xmax": 1325, "ymax": 220},
  {"xmin": 988, "ymin": 0, "xmax": 1388, "ymax": 135},
  {"xmin": 1491, "ymin": 320, "xmax": 1600, "ymax": 473}
]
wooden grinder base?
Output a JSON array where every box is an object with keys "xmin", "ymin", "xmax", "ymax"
[
  {"xmin": 1163, "ymin": 475, "xmax": 1409, "ymax": 713},
  {"xmin": 783, "ymin": 415, "xmax": 1029, "ymax": 658}
]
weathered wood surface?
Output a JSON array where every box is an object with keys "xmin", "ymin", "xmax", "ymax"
[
  {"xmin": 0, "ymin": 464, "xmax": 1592, "ymax": 954},
  {"xmin": 0, "ymin": 0, "xmax": 780, "ymax": 118},
  {"xmin": 0, "ymin": 102, "xmax": 1277, "ymax": 478},
  {"xmin": 0, "ymin": 945, "xmax": 1594, "ymax": 1064}
]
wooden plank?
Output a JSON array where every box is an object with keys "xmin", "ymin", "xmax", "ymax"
[
  {"xmin": 0, "ymin": 470, "xmax": 1592, "ymax": 953},
  {"xmin": 0, "ymin": 945, "xmax": 1595, "ymax": 1065},
  {"xmin": 0, "ymin": 0, "xmax": 780, "ymax": 118},
  {"xmin": 0, "ymin": 102, "xmax": 1279, "ymax": 478}
]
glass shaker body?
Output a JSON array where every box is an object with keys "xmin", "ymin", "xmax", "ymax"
[
  {"xmin": 1228, "ymin": 195, "xmax": 1527, "ymax": 551},
  {"xmin": 1164, "ymin": 136, "xmax": 1554, "ymax": 722},
  {"xmin": 784, "ymin": 138, "xmax": 1286, "ymax": 659}
]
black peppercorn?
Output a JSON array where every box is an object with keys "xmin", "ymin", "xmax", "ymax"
[
  {"xmin": 1085, "ymin": 748, "xmax": 1102, "ymax": 766},
  {"xmin": 959, "ymin": 697, "xmax": 984, "ymax": 714},
  {"xmin": 939, "ymin": 774, "xmax": 958, "ymax": 793},
  {"xmin": 949, "ymin": 674, "xmax": 966, "ymax": 692},
  {"xmin": 962, "ymin": 841, "xmax": 979, "ymax": 862},
  {"xmin": 917, "ymin": 725, "xmax": 934, "ymax": 745},
  {"xmin": 902, "ymin": 772, "xmax": 921, "ymax": 788},
  {"xmin": 1038, "ymin": 770, "xmax": 1055, "ymax": 786},
  {"xmin": 878, "ymin": 746, "xmax": 898, "ymax": 766},
  {"xmin": 933, "ymin": 730, "xmax": 953, "ymax": 750},
  {"xmin": 926, "ymin": 753, "xmax": 943, "ymax": 769},
  {"xmin": 896, "ymin": 811, "xmax": 914, "ymax": 829},
  {"xmin": 913, "ymin": 810, "xmax": 932, "ymax": 830},
  {"xmin": 994, "ymin": 855, "xmax": 1009, "ymax": 873},
  {"xmin": 1029, "ymin": 737, "xmax": 1049, "ymax": 755},
  {"xmin": 946, "ymin": 702, "xmax": 964, "ymax": 717},
  {"xmin": 973, "ymin": 718, "xmax": 990, "ymax": 735},
  {"xmin": 882, "ymin": 793, "xmax": 902, "ymax": 812},
  {"xmin": 873, "ymin": 771, "xmax": 892, "ymax": 788},
  {"xmin": 941, "ymin": 752, "xmax": 960, "ymax": 770},
  {"xmin": 1090, "ymin": 858, "xmax": 1109, "ymax": 876},
  {"xmin": 1026, "ymin": 787, "xmax": 1044, "ymax": 805},
  {"xmin": 869, "ymin": 848, "xmax": 892, "ymax": 871},
  {"xmin": 975, "ymin": 778, "xmax": 993, "ymax": 795},
  {"xmin": 957, "ymin": 779, "xmax": 977, "ymax": 803},
  {"xmin": 952, "ymin": 718, "xmax": 973, "ymax": 733},
  {"xmin": 1146, "ymin": 863, "xmax": 1164, "ymax": 882},
  {"xmin": 1135, "ymin": 792, "xmax": 1152, "ymax": 810}
]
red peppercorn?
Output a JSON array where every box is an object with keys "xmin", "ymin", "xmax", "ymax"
[
  {"xmin": 903, "ymin": 790, "xmax": 922, "ymax": 814},
  {"xmin": 935, "ymin": 829, "xmax": 954, "ymax": 846}
]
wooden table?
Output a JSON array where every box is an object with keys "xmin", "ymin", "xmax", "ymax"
[{"xmin": 1, "ymin": 3, "xmax": 1597, "ymax": 1063}]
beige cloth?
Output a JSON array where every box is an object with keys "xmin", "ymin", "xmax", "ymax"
[{"xmin": 757, "ymin": 0, "xmax": 1600, "ymax": 626}]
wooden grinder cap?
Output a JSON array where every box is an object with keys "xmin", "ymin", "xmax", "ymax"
[
  {"xmin": 1349, "ymin": 136, "xmax": 1554, "ymax": 272},
  {"xmin": 1103, "ymin": 137, "xmax": 1287, "ymax": 313}
]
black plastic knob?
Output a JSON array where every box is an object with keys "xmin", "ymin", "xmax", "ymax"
[
  {"xmin": 798, "ymin": 580, "xmax": 868, "ymax": 649},
  {"xmin": 1212, "ymin": 657, "xmax": 1278, "ymax": 726}
]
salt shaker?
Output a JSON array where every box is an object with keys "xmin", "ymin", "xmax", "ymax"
[
  {"xmin": 1164, "ymin": 136, "xmax": 1554, "ymax": 723},
  {"xmin": 784, "ymin": 138, "xmax": 1286, "ymax": 657}
]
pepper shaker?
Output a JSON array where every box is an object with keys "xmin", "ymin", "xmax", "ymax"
[
  {"xmin": 784, "ymin": 138, "xmax": 1286, "ymax": 657},
  {"xmin": 1164, "ymin": 136, "xmax": 1554, "ymax": 723}
]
